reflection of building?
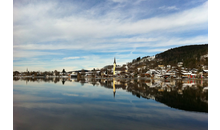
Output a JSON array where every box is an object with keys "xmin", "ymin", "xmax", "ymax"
[
  {"xmin": 182, "ymin": 80, "xmax": 196, "ymax": 88},
  {"xmin": 178, "ymin": 89, "xmax": 183, "ymax": 94},
  {"xmin": 203, "ymin": 87, "xmax": 208, "ymax": 92},
  {"xmin": 113, "ymin": 78, "xmax": 116, "ymax": 98},
  {"xmin": 15, "ymin": 77, "xmax": 208, "ymax": 113},
  {"xmin": 80, "ymin": 78, "xmax": 208, "ymax": 112}
]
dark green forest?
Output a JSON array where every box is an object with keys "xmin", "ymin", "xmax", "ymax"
[{"xmin": 155, "ymin": 44, "xmax": 208, "ymax": 69}]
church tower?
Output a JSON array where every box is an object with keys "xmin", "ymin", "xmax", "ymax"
[{"xmin": 113, "ymin": 57, "xmax": 116, "ymax": 75}]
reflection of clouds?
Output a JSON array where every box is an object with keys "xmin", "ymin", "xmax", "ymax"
[
  {"xmin": 145, "ymin": 102, "xmax": 167, "ymax": 107},
  {"xmin": 64, "ymin": 93, "xmax": 101, "ymax": 98},
  {"xmin": 13, "ymin": 94, "xmax": 62, "ymax": 102},
  {"xmin": 14, "ymin": 80, "xmax": 112, "ymax": 99},
  {"xmin": 14, "ymin": 99, "xmax": 208, "ymax": 130},
  {"xmin": 148, "ymin": 108, "xmax": 207, "ymax": 122},
  {"xmin": 14, "ymin": 95, "xmax": 207, "ymax": 122},
  {"xmin": 14, "ymin": 102, "xmax": 82, "ymax": 109},
  {"xmin": 13, "ymin": 79, "xmax": 208, "ymax": 130},
  {"xmin": 62, "ymin": 93, "xmax": 79, "ymax": 97}
]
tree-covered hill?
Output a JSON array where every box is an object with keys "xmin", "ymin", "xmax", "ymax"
[{"xmin": 155, "ymin": 44, "xmax": 208, "ymax": 68}]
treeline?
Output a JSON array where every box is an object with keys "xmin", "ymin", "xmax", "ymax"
[
  {"xmin": 13, "ymin": 69, "xmax": 68, "ymax": 77},
  {"xmin": 155, "ymin": 44, "xmax": 208, "ymax": 68}
]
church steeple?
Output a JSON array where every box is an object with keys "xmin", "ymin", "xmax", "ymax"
[{"xmin": 113, "ymin": 57, "xmax": 116, "ymax": 75}]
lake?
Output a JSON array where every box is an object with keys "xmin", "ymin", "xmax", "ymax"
[{"xmin": 13, "ymin": 77, "xmax": 208, "ymax": 130}]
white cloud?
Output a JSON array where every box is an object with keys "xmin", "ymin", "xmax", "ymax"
[
  {"xmin": 13, "ymin": 1, "xmax": 207, "ymax": 46},
  {"xmin": 13, "ymin": 1, "xmax": 208, "ymax": 71},
  {"xmin": 152, "ymin": 35, "xmax": 208, "ymax": 47},
  {"xmin": 111, "ymin": 0, "xmax": 128, "ymax": 3},
  {"xmin": 159, "ymin": 6, "xmax": 179, "ymax": 11},
  {"xmin": 112, "ymin": 37, "xmax": 157, "ymax": 42},
  {"xmin": 13, "ymin": 50, "xmax": 63, "ymax": 58},
  {"xmin": 63, "ymin": 57, "xmax": 80, "ymax": 60},
  {"xmin": 13, "ymin": 35, "xmax": 207, "ymax": 52}
]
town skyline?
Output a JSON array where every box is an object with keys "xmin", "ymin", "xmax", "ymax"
[{"xmin": 13, "ymin": 0, "xmax": 208, "ymax": 72}]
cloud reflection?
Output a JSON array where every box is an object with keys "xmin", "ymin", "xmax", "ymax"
[{"xmin": 14, "ymin": 79, "xmax": 208, "ymax": 130}]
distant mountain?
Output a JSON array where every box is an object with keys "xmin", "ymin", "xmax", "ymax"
[{"xmin": 155, "ymin": 44, "xmax": 208, "ymax": 68}]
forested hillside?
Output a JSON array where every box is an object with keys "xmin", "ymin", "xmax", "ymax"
[{"xmin": 155, "ymin": 44, "xmax": 208, "ymax": 68}]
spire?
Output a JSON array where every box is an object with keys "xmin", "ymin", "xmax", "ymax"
[{"xmin": 114, "ymin": 57, "xmax": 116, "ymax": 64}]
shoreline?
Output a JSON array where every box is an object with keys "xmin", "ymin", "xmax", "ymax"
[{"xmin": 13, "ymin": 76, "xmax": 208, "ymax": 80}]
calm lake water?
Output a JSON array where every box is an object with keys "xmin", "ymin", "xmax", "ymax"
[{"xmin": 13, "ymin": 77, "xmax": 208, "ymax": 130}]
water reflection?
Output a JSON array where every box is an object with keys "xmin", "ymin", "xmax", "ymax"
[
  {"xmin": 113, "ymin": 78, "xmax": 116, "ymax": 98},
  {"xmin": 76, "ymin": 78, "xmax": 208, "ymax": 113},
  {"xmin": 13, "ymin": 77, "xmax": 208, "ymax": 130},
  {"xmin": 14, "ymin": 77, "xmax": 208, "ymax": 113}
]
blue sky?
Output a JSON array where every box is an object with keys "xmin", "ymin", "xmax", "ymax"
[{"xmin": 13, "ymin": 0, "xmax": 208, "ymax": 72}]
